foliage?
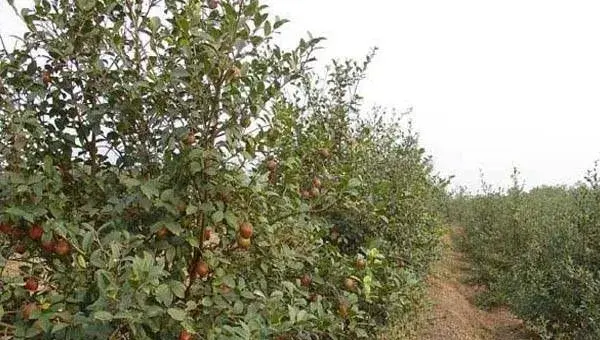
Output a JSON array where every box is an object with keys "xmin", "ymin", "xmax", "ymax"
[
  {"xmin": 449, "ymin": 167, "xmax": 600, "ymax": 339},
  {"xmin": 0, "ymin": 0, "xmax": 446, "ymax": 338}
]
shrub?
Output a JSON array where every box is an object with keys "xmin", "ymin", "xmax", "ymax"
[
  {"xmin": 451, "ymin": 167, "xmax": 600, "ymax": 339},
  {"xmin": 0, "ymin": 0, "xmax": 445, "ymax": 338}
]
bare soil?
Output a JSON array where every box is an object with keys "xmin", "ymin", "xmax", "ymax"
[{"xmin": 416, "ymin": 230, "xmax": 535, "ymax": 340}]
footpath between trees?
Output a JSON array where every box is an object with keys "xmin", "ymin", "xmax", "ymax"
[{"xmin": 415, "ymin": 228, "xmax": 534, "ymax": 340}]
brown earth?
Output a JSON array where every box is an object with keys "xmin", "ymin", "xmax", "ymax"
[{"xmin": 416, "ymin": 230, "xmax": 535, "ymax": 340}]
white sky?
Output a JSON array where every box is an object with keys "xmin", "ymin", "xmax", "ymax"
[{"xmin": 3, "ymin": 1, "xmax": 600, "ymax": 190}]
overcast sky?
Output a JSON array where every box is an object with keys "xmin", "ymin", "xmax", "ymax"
[{"xmin": 3, "ymin": 1, "xmax": 600, "ymax": 190}]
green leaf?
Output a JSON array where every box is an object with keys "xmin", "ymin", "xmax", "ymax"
[
  {"xmin": 76, "ymin": 0, "xmax": 96, "ymax": 11},
  {"xmin": 233, "ymin": 301, "xmax": 244, "ymax": 314},
  {"xmin": 156, "ymin": 284, "xmax": 173, "ymax": 306},
  {"xmin": 164, "ymin": 221, "xmax": 184, "ymax": 236},
  {"xmin": 93, "ymin": 311, "xmax": 113, "ymax": 321},
  {"xmin": 51, "ymin": 322, "xmax": 69, "ymax": 333},
  {"xmin": 167, "ymin": 308, "xmax": 186, "ymax": 321},
  {"xmin": 169, "ymin": 281, "xmax": 186, "ymax": 299},
  {"xmin": 348, "ymin": 178, "xmax": 361, "ymax": 188},
  {"xmin": 120, "ymin": 176, "xmax": 140, "ymax": 188},
  {"xmin": 186, "ymin": 204, "xmax": 198, "ymax": 215},
  {"xmin": 4, "ymin": 206, "xmax": 35, "ymax": 222},
  {"xmin": 141, "ymin": 181, "xmax": 160, "ymax": 198},
  {"xmin": 211, "ymin": 210, "xmax": 224, "ymax": 224},
  {"xmin": 224, "ymin": 210, "xmax": 238, "ymax": 228}
]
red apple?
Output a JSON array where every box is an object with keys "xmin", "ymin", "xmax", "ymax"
[
  {"xmin": 41, "ymin": 240, "xmax": 56, "ymax": 253},
  {"xmin": 29, "ymin": 224, "xmax": 44, "ymax": 240},
  {"xmin": 24, "ymin": 277, "xmax": 38, "ymax": 292},
  {"xmin": 239, "ymin": 222, "xmax": 253, "ymax": 239},
  {"xmin": 54, "ymin": 239, "xmax": 71, "ymax": 256}
]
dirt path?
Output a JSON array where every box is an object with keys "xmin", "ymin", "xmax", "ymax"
[{"xmin": 416, "ymin": 230, "xmax": 534, "ymax": 340}]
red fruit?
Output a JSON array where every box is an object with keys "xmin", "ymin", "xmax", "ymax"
[
  {"xmin": 343, "ymin": 277, "xmax": 356, "ymax": 291},
  {"xmin": 28, "ymin": 224, "xmax": 44, "ymax": 240},
  {"xmin": 54, "ymin": 239, "xmax": 71, "ymax": 256},
  {"xmin": 24, "ymin": 277, "xmax": 38, "ymax": 292},
  {"xmin": 237, "ymin": 236, "xmax": 251, "ymax": 250},
  {"xmin": 194, "ymin": 261, "xmax": 209, "ymax": 278},
  {"xmin": 203, "ymin": 228, "xmax": 212, "ymax": 240},
  {"xmin": 318, "ymin": 148, "xmax": 330, "ymax": 158},
  {"xmin": 184, "ymin": 132, "xmax": 196, "ymax": 146},
  {"xmin": 0, "ymin": 222, "xmax": 13, "ymax": 234},
  {"xmin": 41, "ymin": 240, "xmax": 56, "ymax": 252},
  {"xmin": 300, "ymin": 274, "xmax": 312, "ymax": 287},
  {"xmin": 207, "ymin": 0, "xmax": 219, "ymax": 10},
  {"xmin": 156, "ymin": 227, "xmax": 169, "ymax": 239},
  {"xmin": 21, "ymin": 302, "xmax": 40, "ymax": 320},
  {"xmin": 308, "ymin": 293, "xmax": 319, "ymax": 302},
  {"xmin": 14, "ymin": 243, "xmax": 26, "ymax": 254},
  {"xmin": 266, "ymin": 159, "xmax": 277, "ymax": 171},
  {"xmin": 42, "ymin": 71, "xmax": 52, "ymax": 85},
  {"xmin": 179, "ymin": 330, "xmax": 192, "ymax": 340},
  {"xmin": 239, "ymin": 222, "xmax": 253, "ymax": 239},
  {"xmin": 312, "ymin": 177, "xmax": 322, "ymax": 188}
]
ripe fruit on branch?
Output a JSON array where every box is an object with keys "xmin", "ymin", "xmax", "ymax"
[
  {"xmin": 300, "ymin": 274, "xmax": 312, "ymax": 287},
  {"xmin": 54, "ymin": 239, "xmax": 71, "ymax": 256},
  {"xmin": 203, "ymin": 228, "xmax": 212, "ymax": 240},
  {"xmin": 318, "ymin": 148, "xmax": 330, "ymax": 159},
  {"xmin": 42, "ymin": 71, "xmax": 52, "ymax": 85},
  {"xmin": 207, "ymin": 0, "xmax": 220, "ymax": 10},
  {"xmin": 28, "ymin": 224, "xmax": 44, "ymax": 240},
  {"xmin": 343, "ymin": 277, "xmax": 356, "ymax": 291},
  {"xmin": 266, "ymin": 159, "xmax": 277, "ymax": 171},
  {"xmin": 184, "ymin": 132, "xmax": 196, "ymax": 146},
  {"xmin": 194, "ymin": 261, "xmax": 210, "ymax": 278},
  {"xmin": 356, "ymin": 257, "xmax": 367, "ymax": 269},
  {"xmin": 239, "ymin": 221, "xmax": 253, "ymax": 239},
  {"xmin": 179, "ymin": 330, "xmax": 193, "ymax": 340},
  {"xmin": 0, "ymin": 222, "xmax": 13, "ymax": 234},
  {"xmin": 24, "ymin": 277, "xmax": 38, "ymax": 292},
  {"xmin": 311, "ymin": 176, "xmax": 322, "ymax": 188},
  {"xmin": 156, "ymin": 227, "xmax": 169, "ymax": 239},
  {"xmin": 41, "ymin": 240, "xmax": 56, "ymax": 253},
  {"xmin": 14, "ymin": 243, "xmax": 26, "ymax": 254},
  {"xmin": 238, "ymin": 236, "xmax": 251, "ymax": 250}
]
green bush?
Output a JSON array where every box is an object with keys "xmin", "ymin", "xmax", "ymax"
[
  {"xmin": 0, "ymin": 0, "xmax": 445, "ymax": 338},
  {"xmin": 451, "ymin": 167, "xmax": 600, "ymax": 339}
]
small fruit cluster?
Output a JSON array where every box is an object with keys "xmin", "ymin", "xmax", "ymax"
[
  {"xmin": 0, "ymin": 221, "xmax": 71, "ymax": 256},
  {"xmin": 301, "ymin": 176, "xmax": 322, "ymax": 200}
]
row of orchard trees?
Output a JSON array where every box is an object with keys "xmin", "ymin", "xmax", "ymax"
[
  {"xmin": 0, "ymin": 0, "xmax": 447, "ymax": 338},
  {"xmin": 447, "ymin": 168, "xmax": 600, "ymax": 339}
]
